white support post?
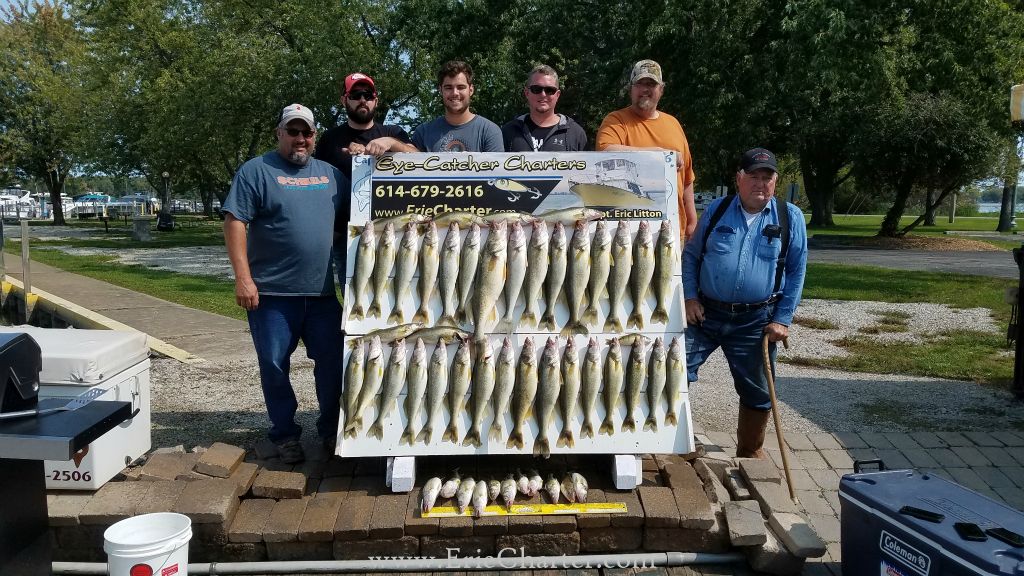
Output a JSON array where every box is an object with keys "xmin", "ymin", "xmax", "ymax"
[
  {"xmin": 386, "ymin": 456, "xmax": 416, "ymax": 493},
  {"xmin": 613, "ymin": 454, "xmax": 641, "ymax": 490}
]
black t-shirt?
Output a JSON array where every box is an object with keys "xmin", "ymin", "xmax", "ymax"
[
  {"xmin": 314, "ymin": 123, "xmax": 413, "ymax": 179},
  {"xmin": 500, "ymin": 114, "xmax": 588, "ymax": 152}
]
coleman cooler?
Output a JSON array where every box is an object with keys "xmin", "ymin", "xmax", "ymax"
[
  {"xmin": 0, "ymin": 327, "xmax": 151, "ymax": 489},
  {"xmin": 841, "ymin": 466, "xmax": 1024, "ymax": 576}
]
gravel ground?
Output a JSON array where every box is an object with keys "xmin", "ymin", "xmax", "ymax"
[
  {"xmin": 149, "ymin": 299, "xmax": 1024, "ymax": 450},
  {"xmin": 56, "ymin": 245, "xmax": 234, "ymax": 279}
]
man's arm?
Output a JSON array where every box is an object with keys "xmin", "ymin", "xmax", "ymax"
[
  {"xmin": 481, "ymin": 121, "xmax": 504, "ymax": 152},
  {"xmin": 682, "ymin": 201, "xmax": 714, "ymax": 326},
  {"xmin": 359, "ymin": 137, "xmax": 418, "ymax": 156},
  {"xmin": 682, "ymin": 181, "xmax": 697, "ymax": 239},
  {"xmin": 765, "ymin": 203, "xmax": 808, "ymax": 341},
  {"xmin": 224, "ymin": 213, "xmax": 259, "ymax": 311}
]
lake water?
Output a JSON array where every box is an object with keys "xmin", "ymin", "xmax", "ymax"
[{"xmin": 978, "ymin": 202, "xmax": 1023, "ymax": 213}]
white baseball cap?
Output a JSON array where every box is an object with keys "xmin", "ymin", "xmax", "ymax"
[{"xmin": 278, "ymin": 103, "xmax": 315, "ymax": 130}]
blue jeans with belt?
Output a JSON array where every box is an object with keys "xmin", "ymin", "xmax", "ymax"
[
  {"xmin": 685, "ymin": 301, "xmax": 777, "ymax": 410},
  {"xmin": 247, "ymin": 295, "xmax": 343, "ymax": 443}
]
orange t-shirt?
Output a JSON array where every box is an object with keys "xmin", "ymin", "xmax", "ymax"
[{"xmin": 596, "ymin": 107, "xmax": 695, "ymax": 236}]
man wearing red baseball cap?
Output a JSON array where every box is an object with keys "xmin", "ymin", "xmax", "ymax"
[{"xmin": 314, "ymin": 72, "xmax": 417, "ymax": 180}]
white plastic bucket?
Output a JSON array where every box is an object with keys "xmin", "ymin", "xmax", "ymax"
[{"xmin": 104, "ymin": 512, "xmax": 192, "ymax": 576}]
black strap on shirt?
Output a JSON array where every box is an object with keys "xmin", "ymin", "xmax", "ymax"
[{"xmin": 698, "ymin": 194, "xmax": 790, "ymax": 295}]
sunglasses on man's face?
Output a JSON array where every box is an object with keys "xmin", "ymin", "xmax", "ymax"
[
  {"xmin": 528, "ymin": 85, "xmax": 558, "ymax": 96},
  {"xmin": 347, "ymin": 90, "xmax": 377, "ymax": 101},
  {"xmin": 284, "ymin": 128, "xmax": 315, "ymax": 138}
]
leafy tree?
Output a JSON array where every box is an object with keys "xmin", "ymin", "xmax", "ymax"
[
  {"xmin": 855, "ymin": 92, "xmax": 998, "ymax": 237},
  {"xmin": 0, "ymin": 0, "xmax": 93, "ymax": 225}
]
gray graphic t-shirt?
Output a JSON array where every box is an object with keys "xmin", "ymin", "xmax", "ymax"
[
  {"xmin": 223, "ymin": 151, "xmax": 347, "ymax": 296},
  {"xmin": 412, "ymin": 115, "xmax": 504, "ymax": 152}
]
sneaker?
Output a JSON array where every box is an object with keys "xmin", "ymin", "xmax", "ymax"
[{"xmin": 276, "ymin": 439, "xmax": 305, "ymax": 464}]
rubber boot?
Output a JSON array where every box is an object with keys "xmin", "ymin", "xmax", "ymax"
[{"xmin": 735, "ymin": 405, "xmax": 771, "ymax": 459}]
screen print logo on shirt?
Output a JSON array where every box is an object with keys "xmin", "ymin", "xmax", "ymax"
[{"xmin": 276, "ymin": 175, "xmax": 331, "ymax": 191}]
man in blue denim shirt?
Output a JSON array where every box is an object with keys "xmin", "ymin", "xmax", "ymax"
[{"xmin": 682, "ymin": 148, "xmax": 807, "ymax": 458}]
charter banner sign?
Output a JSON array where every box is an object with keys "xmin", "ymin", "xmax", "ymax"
[{"xmin": 349, "ymin": 152, "xmax": 678, "ymax": 225}]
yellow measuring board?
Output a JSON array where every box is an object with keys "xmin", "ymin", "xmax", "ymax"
[{"xmin": 422, "ymin": 502, "xmax": 627, "ymax": 517}]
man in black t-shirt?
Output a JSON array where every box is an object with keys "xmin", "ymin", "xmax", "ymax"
[
  {"xmin": 501, "ymin": 64, "xmax": 588, "ymax": 152},
  {"xmin": 314, "ymin": 72, "xmax": 417, "ymax": 179}
]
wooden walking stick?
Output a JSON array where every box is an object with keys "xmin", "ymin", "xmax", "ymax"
[{"xmin": 762, "ymin": 333, "xmax": 798, "ymax": 502}]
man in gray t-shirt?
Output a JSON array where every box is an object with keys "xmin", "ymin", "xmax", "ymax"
[
  {"xmin": 223, "ymin": 103, "xmax": 349, "ymax": 464},
  {"xmin": 412, "ymin": 60, "xmax": 503, "ymax": 152}
]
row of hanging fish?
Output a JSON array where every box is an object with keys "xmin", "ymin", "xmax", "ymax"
[
  {"xmin": 342, "ymin": 333, "xmax": 685, "ymax": 458},
  {"xmin": 421, "ymin": 469, "xmax": 590, "ymax": 516},
  {"xmin": 347, "ymin": 210, "xmax": 678, "ymax": 337}
]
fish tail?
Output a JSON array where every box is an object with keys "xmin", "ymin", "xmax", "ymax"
[
  {"xmin": 643, "ymin": 416, "xmax": 658, "ymax": 432},
  {"xmin": 539, "ymin": 311, "xmax": 556, "ymax": 332},
  {"xmin": 415, "ymin": 426, "xmax": 432, "ymax": 444},
  {"xmin": 350, "ymin": 305, "xmax": 365, "ymax": 321},
  {"xmin": 488, "ymin": 421, "xmax": 504, "ymax": 442},
  {"xmin": 368, "ymin": 300, "xmax": 382, "ymax": 319},
  {"xmin": 497, "ymin": 319, "xmax": 513, "ymax": 335},
  {"xmin": 533, "ymin": 437, "xmax": 551, "ymax": 459},
  {"xmin": 387, "ymin": 306, "xmax": 403, "ymax": 324},
  {"xmin": 665, "ymin": 412, "xmax": 678, "ymax": 426},
  {"xmin": 580, "ymin": 421, "xmax": 594, "ymax": 439},
  {"xmin": 441, "ymin": 421, "xmax": 459, "ymax": 443},
  {"xmin": 438, "ymin": 314, "xmax": 457, "ymax": 327},
  {"xmin": 626, "ymin": 311, "xmax": 644, "ymax": 330},
  {"xmin": 412, "ymin": 308, "xmax": 430, "ymax": 325},
  {"xmin": 621, "ymin": 417, "xmax": 636, "ymax": 433},
  {"xmin": 603, "ymin": 316, "xmax": 623, "ymax": 334},
  {"xmin": 461, "ymin": 428, "xmax": 481, "ymax": 447},
  {"xmin": 582, "ymin": 305, "xmax": 599, "ymax": 325},
  {"xmin": 368, "ymin": 421, "xmax": 384, "ymax": 440},
  {"xmin": 651, "ymin": 306, "xmax": 668, "ymax": 325},
  {"xmin": 520, "ymin": 311, "xmax": 537, "ymax": 328},
  {"xmin": 557, "ymin": 428, "xmax": 574, "ymax": 449},
  {"xmin": 506, "ymin": 428, "xmax": 524, "ymax": 450},
  {"xmin": 573, "ymin": 322, "xmax": 590, "ymax": 337},
  {"xmin": 455, "ymin": 304, "xmax": 466, "ymax": 324},
  {"xmin": 399, "ymin": 424, "xmax": 415, "ymax": 446},
  {"xmin": 598, "ymin": 418, "xmax": 615, "ymax": 436}
]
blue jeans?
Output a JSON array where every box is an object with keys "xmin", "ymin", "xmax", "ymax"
[
  {"xmin": 247, "ymin": 295, "xmax": 343, "ymax": 443},
  {"xmin": 685, "ymin": 303, "xmax": 777, "ymax": 410}
]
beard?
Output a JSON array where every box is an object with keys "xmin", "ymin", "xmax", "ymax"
[
  {"xmin": 636, "ymin": 96, "xmax": 655, "ymax": 111},
  {"xmin": 347, "ymin": 104, "xmax": 374, "ymax": 124},
  {"xmin": 287, "ymin": 151, "xmax": 311, "ymax": 165}
]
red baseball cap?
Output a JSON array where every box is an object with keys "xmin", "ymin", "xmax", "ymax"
[{"xmin": 344, "ymin": 73, "xmax": 376, "ymax": 94}]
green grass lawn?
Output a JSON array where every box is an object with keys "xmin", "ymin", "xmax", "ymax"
[{"xmin": 24, "ymin": 219, "xmax": 227, "ymax": 249}]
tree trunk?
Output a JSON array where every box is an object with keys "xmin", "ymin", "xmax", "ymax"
[
  {"xmin": 800, "ymin": 144, "xmax": 841, "ymax": 228},
  {"xmin": 997, "ymin": 183, "xmax": 1014, "ymax": 232},
  {"xmin": 924, "ymin": 188, "xmax": 937, "ymax": 226},
  {"xmin": 879, "ymin": 179, "xmax": 914, "ymax": 237},
  {"xmin": 202, "ymin": 187, "xmax": 215, "ymax": 217},
  {"xmin": 46, "ymin": 170, "xmax": 66, "ymax": 226}
]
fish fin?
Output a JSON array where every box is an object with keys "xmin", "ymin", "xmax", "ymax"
[
  {"xmin": 582, "ymin": 305, "xmax": 599, "ymax": 325},
  {"xmin": 665, "ymin": 412, "xmax": 678, "ymax": 426},
  {"xmin": 349, "ymin": 225, "xmax": 362, "ymax": 238},
  {"xmin": 438, "ymin": 314, "xmax": 457, "ymax": 327},
  {"xmin": 368, "ymin": 422, "xmax": 384, "ymax": 440},
  {"xmin": 497, "ymin": 319, "xmax": 513, "ymax": 335},
  {"xmin": 506, "ymin": 429, "xmax": 524, "ymax": 450},
  {"xmin": 626, "ymin": 312, "xmax": 644, "ymax": 330},
  {"xmin": 598, "ymin": 419, "xmax": 615, "ymax": 436},
  {"xmin": 556, "ymin": 429, "xmax": 574, "ymax": 449},
  {"xmin": 368, "ymin": 301, "xmax": 382, "ymax": 319},
  {"xmin": 455, "ymin": 304, "xmax": 466, "ymax": 324},
  {"xmin": 643, "ymin": 416, "xmax": 658, "ymax": 432},
  {"xmin": 533, "ymin": 437, "xmax": 551, "ymax": 459},
  {"xmin": 539, "ymin": 311, "xmax": 556, "ymax": 332},
  {"xmin": 412, "ymin": 308, "xmax": 430, "ymax": 325},
  {"xmin": 573, "ymin": 322, "xmax": 589, "ymax": 337},
  {"xmin": 580, "ymin": 421, "xmax": 594, "ymax": 439},
  {"xmin": 415, "ymin": 426, "xmax": 432, "ymax": 444},
  {"xmin": 441, "ymin": 422, "xmax": 459, "ymax": 443},
  {"xmin": 603, "ymin": 316, "xmax": 623, "ymax": 333},
  {"xmin": 350, "ymin": 305, "xmax": 364, "ymax": 321},
  {"xmin": 621, "ymin": 417, "xmax": 636, "ymax": 433},
  {"xmin": 461, "ymin": 429, "xmax": 481, "ymax": 447},
  {"xmin": 520, "ymin": 311, "xmax": 537, "ymax": 328},
  {"xmin": 651, "ymin": 307, "xmax": 668, "ymax": 325},
  {"xmin": 387, "ymin": 306, "xmax": 404, "ymax": 325},
  {"xmin": 488, "ymin": 422, "xmax": 504, "ymax": 442},
  {"xmin": 399, "ymin": 427, "xmax": 416, "ymax": 446}
]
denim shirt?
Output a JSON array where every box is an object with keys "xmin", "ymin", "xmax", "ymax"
[{"xmin": 682, "ymin": 195, "xmax": 807, "ymax": 326}]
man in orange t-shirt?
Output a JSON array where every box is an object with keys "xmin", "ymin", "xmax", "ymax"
[{"xmin": 596, "ymin": 59, "xmax": 697, "ymax": 240}]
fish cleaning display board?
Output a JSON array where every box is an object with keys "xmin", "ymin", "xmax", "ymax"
[{"xmin": 339, "ymin": 152, "xmax": 694, "ymax": 458}]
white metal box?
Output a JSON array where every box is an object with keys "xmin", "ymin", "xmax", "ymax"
[{"xmin": 0, "ymin": 327, "xmax": 151, "ymax": 489}]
